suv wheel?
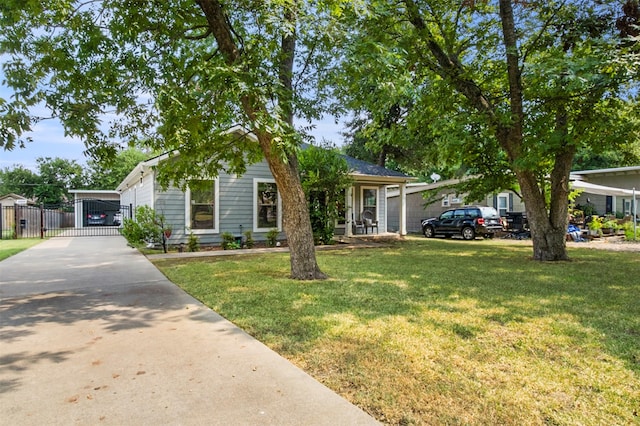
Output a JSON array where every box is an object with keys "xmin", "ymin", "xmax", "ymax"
[
  {"xmin": 461, "ymin": 226, "xmax": 475, "ymax": 240},
  {"xmin": 423, "ymin": 225, "xmax": 435, "ymax": 238}
]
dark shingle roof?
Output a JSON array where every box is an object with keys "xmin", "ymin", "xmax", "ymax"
[
  {"xmin": 301, "ymin": 143, "xmax": 411, "ymax": 179},
  {"xmin": 342, "ymin": 154, "xmax": 410, "ymax": 178}
]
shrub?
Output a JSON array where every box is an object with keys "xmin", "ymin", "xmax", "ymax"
[
  {"xmin": 187, "ymin": 232, "xmax": 200, "ymax": 252},
  {"xmin": 266, "ymin": 228, "xmax": 279, "ymax": 247},
  {"xmin": 243, "ymin": 230, "xmax": 255, "ymax": 249},
  {"xmin": 221, "ymin": 232, "xmax": 240, "ymax": 250},
  {"xmin": 121, "ymin": 217, "xmax": 144, "ymax": 246},
  {"xmin": 120, "ymin": 205, "xmax": 167, "ymax": 250},
  {"xmin": 623, "ymin": 222, "xmax": 638, "ymax": 241}
]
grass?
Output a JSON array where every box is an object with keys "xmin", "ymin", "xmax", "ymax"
[
  {"xmin": 0, "ymin": 238, "xmax": 44, "ymax": 261},
  {"xmin": 152, "ymin": 237, "xmax": 640, "ymax": 425}
]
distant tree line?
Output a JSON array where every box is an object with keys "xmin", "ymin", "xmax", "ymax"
[{"xmin": 0, "ymin": 148, "xmax": 148, "ymax": 206}]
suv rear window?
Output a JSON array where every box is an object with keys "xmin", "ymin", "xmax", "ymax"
[{"xmin": 479, "ymin": 207, "xmax": 499, "ymax": 218}]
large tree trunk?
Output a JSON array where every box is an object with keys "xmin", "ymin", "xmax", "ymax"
[
  {"xmin": 498, "ymin": 0, "xmax": 570, "ymax": 261},
  {"xmin": 197, "ymin": 0, "xmax": 327, "ymax": 279},
  {"xmin": 517, "ymin": 170, "xmax": 570, "ymax": 261},
  {"xmin": 255, "ymin": 133, "xmax": 327, "ymax": 279},
  {"xmin": 405, "ymin": 0, "xmax": 572, "ymax": 261}
]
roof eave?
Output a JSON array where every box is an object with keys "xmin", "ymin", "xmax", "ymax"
[{"xmin": 350, "ymin": 173, "xmax": 417, "ymax": 185}]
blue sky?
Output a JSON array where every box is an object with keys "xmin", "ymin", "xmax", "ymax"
[{"xmin": 0, "ymin": 83, "xmax": 346, "ymax": 171}]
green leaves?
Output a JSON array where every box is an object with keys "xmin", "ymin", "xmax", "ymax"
[{"xmin": 299, "ymin": 144, "xmax": 352, "ymax": 244}]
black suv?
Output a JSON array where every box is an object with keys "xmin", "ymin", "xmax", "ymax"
[{"xmin": 421, "ymin": 206, "xmax": 503, "ymax": 240}]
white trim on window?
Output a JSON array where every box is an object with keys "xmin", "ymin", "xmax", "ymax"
[
  {"xmin": 497, "ymin": 192, "xmax": 509, "ymax": 217},
  {"xmin": 442, "ymin": 195, "xmax": 450, "ymax": 207},
  {"xmin": 185, "ymin": 179, "xmax": 219, "ymax": 234},
  {"xmin": 253, "ymin": 178, "xmax": 282, "ymax": 232}
]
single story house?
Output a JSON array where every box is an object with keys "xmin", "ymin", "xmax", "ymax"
[
  {"xmin": 116, "ymin": 127, "xmax": 415, "ymax": 245},
  {"xmin": 388, "ymin": 165, "xmax": 640, "ymax": 234},
  {"xmin": 571, "ymin": 166, "xmax": 639, "ymax": 218},
  {"xmin": 0, "ymin": 193, "xmax": 30, "ymax": 207},
  {"xmin": 1, "ymin": 193, "xmax": 31, "ymax": 237},
  {"xmin": 386, "ymin": 180, "xmax": 526, "ymax": 234}
]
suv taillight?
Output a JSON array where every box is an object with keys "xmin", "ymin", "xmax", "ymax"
[{"xmin": 477, "ymin": 218, "xmax": 485, "ymax": 225}]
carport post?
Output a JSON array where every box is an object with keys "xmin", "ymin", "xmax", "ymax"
[{"xmin": 634, "ymin": 187, "xmax": 637, "ymax": 241}]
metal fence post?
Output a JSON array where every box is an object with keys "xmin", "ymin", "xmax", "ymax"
[{"xmin": 40, "ymin": 204, "xmax": 45, "ymax": 239}]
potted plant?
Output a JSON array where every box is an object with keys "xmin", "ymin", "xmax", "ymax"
[
  {"xmin": 601, "ymin": 219, "xmax": 619, "ymax": 235},
  {"xmin": 588, "ymin": 216, "xmax": 603, "ymax": 237},
  {"xmin": 163, "ymin": 226, "xmax": 172, "ymax": 239}
]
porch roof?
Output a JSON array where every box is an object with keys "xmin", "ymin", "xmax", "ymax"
[{"xmin": 343, "ymin": 155, "xmax": 415, "ymax": 184}]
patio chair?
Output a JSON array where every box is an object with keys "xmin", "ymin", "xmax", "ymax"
[
  {"xmin": 352, "ymin": 213, "xmax": 366, "ymax": 234},
  {"xmin": 362, "ymin": 210, "xmax": 379, "ymax": 234}
]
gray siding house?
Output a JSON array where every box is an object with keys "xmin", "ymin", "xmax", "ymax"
[
  {"xmin": 387, "ymin": 181, "xmax": 525, "ymax": 233},
  {"xmin": 116, "ymin": 128, "xmax": 414, "ymax": 245},
  {"xmin": 571, "ymin": 166, "xmax": 639, "ymax": 217},
  {"xmin": 387, "ymin": 165, "xmax": 640, "ymax": 234}
]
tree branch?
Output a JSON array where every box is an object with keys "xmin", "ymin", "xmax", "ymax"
[{"xmin": 195, "ymin": 0, "xmax": 240, "ymax": 65}]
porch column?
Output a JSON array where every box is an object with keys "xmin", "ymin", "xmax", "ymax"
[
  {"xmin": 399, "ymin": 182, "xmax": 407, "ymax": 236},
  {"xmin": 346, "ymin": 186, "xmax": 353, "ymax": 237}
]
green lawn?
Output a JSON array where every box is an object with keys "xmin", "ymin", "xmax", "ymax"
[
  {"xmin": 153, "ymin": 237, "xmax": 640, "ymax": 425},
  {"xmin": 0, "ymin": 238, "xmax": 43, "ymax": 261}
]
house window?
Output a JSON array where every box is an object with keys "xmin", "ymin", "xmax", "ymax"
[
  {"xmin": 254, "ymin": 179, "xmax": 280, "ymax": 231},
  {"xmin": 497, "ymin": 193, "xmax": 509, "ymax": 217},
  {"xmin": 442, "ymin": 195, "xmax": 450, "ymax": 207},
  {"xmin": 187, "ymin": 179, "xmax": 219, "ymax": 232},
  {"xmin": 361, "ymin": 187, "xmax": 378, "ymax": 219}
]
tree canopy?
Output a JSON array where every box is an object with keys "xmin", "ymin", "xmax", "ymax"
[
  {"xmin": 331, "ymin": 0, "xmax": 640, "ymax": 260},
  {"xmin": 0, "ymin": 157, "xmax": 85, "ymax": 205},
  {"xmin": 85, "ymin": 147, "xmax": 150, "ymax": 190},
  {"xmin": 0, "ymin": 164, "xmax": 39, "ymax": 198}
]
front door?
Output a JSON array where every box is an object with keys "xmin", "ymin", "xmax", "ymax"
[{"xmin": 361, "ymin": 187, "xmax": 378, "ymax": 220}]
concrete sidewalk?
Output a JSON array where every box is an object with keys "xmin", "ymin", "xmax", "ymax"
[{"xmin": 0, "ymin": 236, "xmax": 377, "ymax": 425}]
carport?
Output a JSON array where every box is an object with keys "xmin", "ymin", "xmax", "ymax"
[
  {"xmin": 571, "ymin": 179, "xmax": 637, "ymax": 238},
  {"xmin": 69, "ymin": 190, "xmax": 122, "ymax": 227}
]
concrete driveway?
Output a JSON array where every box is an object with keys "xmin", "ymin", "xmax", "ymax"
[{"xmin": 0, "ymin": 236, "xmax": 377, "ymax": 425}]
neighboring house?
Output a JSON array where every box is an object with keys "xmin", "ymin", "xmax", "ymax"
[
  {"xmin": 387, "ymin": 165, "xmax": 640, "ymax": 234},
  {"xmin": 1, "ymin": 193, "xmax": 36, "ymax": 238},
  {"xmin": 0, "ymin": 193, "xmax": 30, "ymax": 208},
  {"xmin": 571, "ymin": 166, "xmax": 640, "ymax": 217},
  {"xmin": 116, "ymin": 127, "xmax": 415, "ymax": 245},
  {"xmin": 386, "ymin": 181, "xmax": 525, "ymax": 233}
]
